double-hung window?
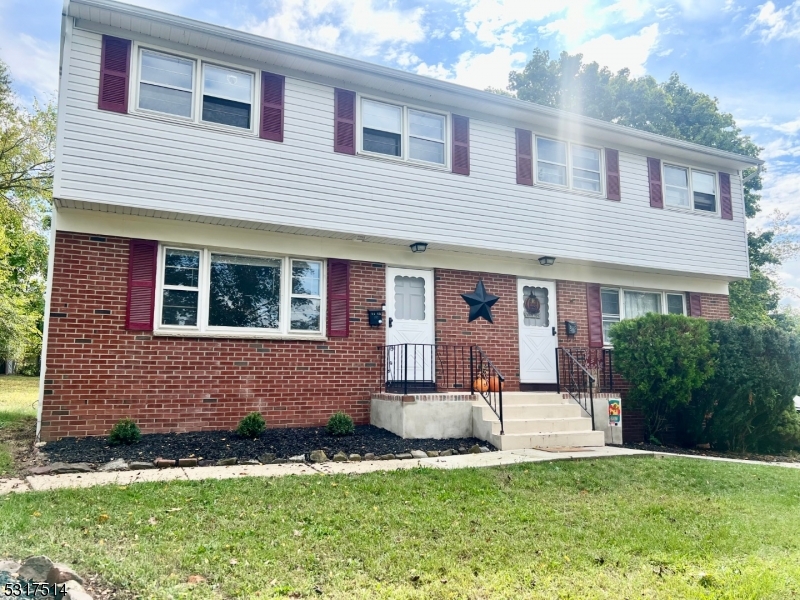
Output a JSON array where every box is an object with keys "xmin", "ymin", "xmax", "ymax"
[
  {"xmin": 600, "ymin": 288, "xmax": 687, "ymax": 345},
  {"xmin": 360, "ymin": 97, "xmax": 447, "ymax": 167},
  {"xmin": 157, "ymin": 247, "xmax": 325, "ymax": 336},
  {"xmin": 136, "ymin": 47, "xmax": 255, "ymax": 131},
  {"xmin": 535, "ymin": 136, "xmax": 603, "ymax": 194},
  {"xmin": 664, "ymin": 164, "xmax": 717, "ymax": 213}
]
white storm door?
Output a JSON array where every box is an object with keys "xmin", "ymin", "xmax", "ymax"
[
  {"xmin": 518, "ymin": 279, "xmax": 558, "ymax": 383},
  {"xmin": 386, "ymin": 267, "xmax": 435, "ymax": 382}
]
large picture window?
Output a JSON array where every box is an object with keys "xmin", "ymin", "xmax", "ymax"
[
  {"xmin": 157, "ymin": 247, "xmax": 325, "ymax": 336},
  {"xmin": 600, "ymin": 288, "xmax": 686, "ymax": 345}
]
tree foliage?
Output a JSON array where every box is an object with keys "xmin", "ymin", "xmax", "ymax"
[
  {"xmin": 499, "ymin": 49, "xmax": 792, "ymax": 322},
  {"xmin": 0, "ymin": 59, "xmax": 54, "ymax": 369}
]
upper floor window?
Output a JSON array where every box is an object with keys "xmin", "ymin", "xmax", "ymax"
[
  {"xmin": 136, "ymin": 48, "xmax": 255, "ymax": 131},
  {"xmin": 360, "ymin": 97, "xmax": 447, "ymax": 167},
  {"xmin": 600, "ymin": 288, "xmax": 686, "ymax": 345},
  {"xmin": 664, "ymin": 164, "xmax": 717, "ymax": 213},
  {"xmin": 535, "ymin": 136, "xmax": 602, "ymax": 194}
]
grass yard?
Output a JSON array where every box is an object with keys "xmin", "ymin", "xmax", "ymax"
[
  {"xmin": 0, "ymin": 375, "xmax": 38, "ymax": 475},
  {"xmin": 1, "ymin": 457, "xmax": 800, "ymax": 599}
]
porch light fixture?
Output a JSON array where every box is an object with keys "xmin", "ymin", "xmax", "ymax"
[
  {"xmin": 409, "ymin": 242, "xmax": 428, "ymax": 253},
  {"xmin": 538, "ymin": 256, "xmax": 556, "ymax": 266}
]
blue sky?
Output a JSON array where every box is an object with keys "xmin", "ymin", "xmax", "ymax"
[{"xmin": 2, "ymin": 0, "xmax": 800, "ymax": 303}]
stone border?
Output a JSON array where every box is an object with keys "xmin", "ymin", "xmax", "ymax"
[{"xmin": 1, "ymin": 555, "xmax": 91, "ymax": 599}]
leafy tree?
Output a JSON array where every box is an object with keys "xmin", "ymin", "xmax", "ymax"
[
  {"xmin": 0, "ymin": 59, "xmax": 54, "ymax": 370},
  {"xmin": 498, "ymin": 50, "xmax": 792, "ymax": 321}
]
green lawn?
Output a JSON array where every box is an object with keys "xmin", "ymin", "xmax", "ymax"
[
  {"xmin": 1, "ymin": 457, "xmax": 799, "ymax": 599},
  {"xmin": 0, "ymin": 375, "xmax": 38, "ymax": 475}
]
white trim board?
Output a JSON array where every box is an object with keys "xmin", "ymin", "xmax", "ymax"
[{"xmin": 55, "ymin": 209, "xmax": 732, "ymax": 295}]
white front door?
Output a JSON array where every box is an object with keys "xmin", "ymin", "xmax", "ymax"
[
  {"xmin": 386, "ymin": 267, "xmax": 435, "ymax": 384},
  {"xmin": 518, "ymin": 279, "xmax": 558, "ymax": 383}
]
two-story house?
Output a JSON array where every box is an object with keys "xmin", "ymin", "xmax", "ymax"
[{"xmin": 39, "ymin": 0, "xmax": 762, "ymax": 447}]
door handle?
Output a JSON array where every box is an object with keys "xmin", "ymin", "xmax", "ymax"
[
  {"xmin": 552, "ymin": 326, "xmax": 557, "ymax": 336},
  {"xmin": 389, "ymin": 317, "xmax": 393, "ymax": 328}
]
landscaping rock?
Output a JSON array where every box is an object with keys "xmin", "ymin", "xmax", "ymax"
[
  {"xmin": 332, "ymin": 451, "xmax": 348, "ymax": 462},
  {"xmin": 468, "ymin": 444, "xmax": 481, "ymax": 454},
  {"xmin": 288, "ymin": 454, "xmax": 305, "ymax": 463},
  {"xmin": 178, "ymin": 458, "xmax": 198, "ymax": 467},
  {"xmin": 199, "ymin": 460, "xmax": 215, "ymax": 467},
  {"xmin": 29, "ymin": 462, "xmax": 93, "ymax": 475},
  {"xmin": 270, "ymin": 458, "xmax": 288, "ymax": 464},
  {"xmin": 480, "ymin": 446, "xmax": 490, "ymax": 453},
  {"xmin": 217, "ymin": 457, "xmax": 237, "ymax": 466},
  {"xmin": 240, "ymin": 459, "xmax": 260, "ymax": 465},
  {"xmin": 426, "ymin": 450, "xmax": 440, "ymax": 457},
  {"xmin": 0, "ymin": 560, "xmax": 20, "ymax": 574},
  {"xmin": 259, "ymin": 453, "xmax": 277, "ymax": 464},
  {"xmin": 129, "ymin": 461, "xmax": 156, "ymax": 470},
  {"xmin": 440, "ymin": 449, "xmax": 455, "ymax": 456},
  {"xmin": 379, "ymin": 454, "xmax": 396, "ymax": 460},
  {"xmin": 348, "ymin": 454, "xmax": 362, "ymax": 462},
  {"xmin": 458, "ymin": 446, "xmax": 467, "ymax": 453},
  {"xmin": 410, "ymin": 450, "xmax": 427, "ymax": 459},
  {"xmin": 364, "ymin": 453, "xmax": 376, "ymax": 461},
  {"xmin": 47, "ymin": 563, "xmax": 84, "ymax": 585},
  {"xmin": 154, "ymin": 458, "xmax": 176, "ymax": 468},
  {"xmin": 310, "ymin": 450, "xmax": 329, "ymax": 463},
  {"xmin": 64, "ymin": 580, "xmax": 93, "ymax": 600},
  {"xmin": 396, "ymin": 453, "xmax": 413, "ymax": 460},
  {"xmin": 18, "ymin": 555, "xmax": 54, "ymax": 582},
  {"xmin": 98, "ymin": 458, "xmax": 128, "ymax": 472}
]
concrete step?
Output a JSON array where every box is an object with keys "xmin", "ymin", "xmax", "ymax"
[
  {"xmin": 499, "ymin": 392, "xmax": 567, "ymax": 406},
  {"xmin": 498, "ymin": 403, "xmax": 582, "ymax": 420},
  {"xmin": 495, "ymin": 417, "xmax": 594, "ymax": 435},
  {"xmin": 493, "ymin": 430, "xmax": 606, "ymax": 450}
]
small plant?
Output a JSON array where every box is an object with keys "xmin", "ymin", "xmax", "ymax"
[
  {"xmin": 237, "ymin": 412, "xmax": 266, "ymax": 439},
  {"xmin": 326, "ymin": 411, "xmax": 355, "ymax": 436},
  {"xmin": 108, "ymin": 418, "xmax": 141, "ymax": 446}
]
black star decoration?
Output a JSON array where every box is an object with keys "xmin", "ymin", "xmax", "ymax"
[{"xmin": 461, "ymin": 280, "xmax": 500, "ymax": 324}]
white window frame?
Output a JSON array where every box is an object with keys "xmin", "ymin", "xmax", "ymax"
[
  {"xmin": 356, "ymin": 94, "xmax": 450, "ymax": 170},
  {"xmin": 662, "ymin": 162, "xmax": 719, "ymax": 216},
  {"xmin": 136, "ymin": 49, "xmax": 196, "ymax": 122},
  {"xmin": 154, "ymin": 245, "xmax": 327, "ymax": 339},
  {"xmin": 534, "ymin": 135, "xmax": 604, "ymax": 196},
  {"xmin": 130, "ymin": 42, "xmax": 259, "ymax": 136},
  {"xmin": 600, "ymin": 287, "xmax": 687, "ymax": 346}
]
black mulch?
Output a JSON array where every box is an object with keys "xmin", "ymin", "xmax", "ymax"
[
  {"xmin": 621, "ymin": 442, "xmax": 800, "ymax": 463},
  {"xmin": 43, "ymin": 425, "xmax": 494, "ymax": 465}
]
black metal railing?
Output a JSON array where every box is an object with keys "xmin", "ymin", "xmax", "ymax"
[
  {"xmin": 470, "ymin": 345, "xmax": 505, "ymax": 435},
  {"xmin": 379, "ymin": 344, "xmax": 471, "ymax": 394},
  {"xmin": 555, "ymin": 348, "xmax": 595, "ymax": 430},
  {"xmin": 557, "ymin": 348, "xmax": 614, "ymax": 392}
]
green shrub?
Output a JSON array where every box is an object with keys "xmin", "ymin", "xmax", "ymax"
[
  {"xmin": 326, "ymin": 411, "xmax": 355, "ymax": 436},
  {"xmin": 693, "ymin": 321, "xmax": 800, "ymax": 453},
  {"xmin": 108, "ymin": 418, "xmax": 141, "ymax": 446},
  {"xmin": 610, "ymin": 313, "xmax": 716, "ymax": 440},
  {"xmin": 237, "ymin": 412, "xmax": 266, "ymax": 439}
]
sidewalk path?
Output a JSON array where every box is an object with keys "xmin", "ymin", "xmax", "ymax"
[{"xmin": 1, "ymin": 446, "xmax": 797, "ymax": 495}]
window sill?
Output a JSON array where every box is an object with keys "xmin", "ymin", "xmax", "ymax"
[
  {"xmin": 129, "ymin": 109, "xmax": 259, "ymax": 139},
  {"xmin": 662, "ymin": 205, "xmax": 721, "ymax": 218},
  {"xmin": 356, "ymin": 151, "xmax": 450, "ymax": 173},
  {"xmin": 533, "ymin": 181, "xmax": 605, "ymax": 201},
  {"xmin": 153, "ymin": 329, "xmax": 328, "ymax": 341}
]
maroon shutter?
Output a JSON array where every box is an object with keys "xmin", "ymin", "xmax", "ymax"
[
  {"xmin": 260, "ymin": 72, "xmax": 284, "ymax": 142},
  {"xmin": 452, "ymin": 114, "xmax": 470, "ymax": 176},
  {"xmin": 334, "ymin": 89, "xmax": 356, "ymax": 155},
  {"xmin": 587, "ymin": 283, "xmax": 604, "ymax": 348},
  {"xmin": 719, "ymin": 172, "xmax": 733, "ymax": 220},
  {"xmin": 98, "ymin": 35, "xmax": 131, "ymax": 113},
  {"xmin": 647, "ymin": 157, "xmax": 663, "ymax": 208},
  {"xmin": 126, "ymin": 240, "xmax": 158, "ymax": 331},
  {"xmin": 605, "ymin": 148, "xmax": 621, "ymax": 201},
  {"xmin": 516, "ymin": 128, "xmax": 533, "ymax": 186},
  {"xmin": 327, "ymin": 259, "xmax": 350, "ymax": 337},
  {"xmin": 687, "ymin": 292, "xmax": 703, "ymax": 317}
]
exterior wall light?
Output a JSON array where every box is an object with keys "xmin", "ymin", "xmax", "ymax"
[
  {"xmin": 538, "ymin": 256, "xmax": 556, "ymax": 266},
  {"xmin": 409, "ymin": 242, "xmax": 428, "ymax": 253}
]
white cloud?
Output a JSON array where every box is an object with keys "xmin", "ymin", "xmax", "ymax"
[
  {"xmin": 747, "ymin": 0, "xmax": 800, "ymax": 42},
  {"xmin": 462, "ymin": 0, "xmax": 572, "ymax": 47},
  {"xmin": 451, "ymin": 46, "xmax": 527, "ymax": 90},
  {"xmin": 571, "ymin": 24, "xmax": 660, "ymax": 76},
  {"xmin": 0, "ymin": 32, "xmax": 59, "ymax": 100}
]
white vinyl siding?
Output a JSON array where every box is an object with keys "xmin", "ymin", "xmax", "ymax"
[{"xmin": 56, "ymin": 28, "xmax": 750, "ymax": 280}]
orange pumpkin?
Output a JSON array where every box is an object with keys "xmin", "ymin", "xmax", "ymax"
[
  {"xmin": 488, "ymin": 375, "xmax": 502, "ymax": 392},
  {"xmin": 473, "ymin": 377, "xmax": 489, "ymax": 393}
]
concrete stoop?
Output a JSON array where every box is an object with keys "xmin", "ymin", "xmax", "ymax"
[{"xmin": 472, "ymin": 392, "xmax": 605, "ymax": 450}]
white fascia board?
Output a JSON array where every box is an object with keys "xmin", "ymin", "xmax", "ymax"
[
  {"xmin": 56, "ymin": 208, "xmax": 732, "ymax": 295},
  {"xmin": 68, "ymin": 0, "xmax": 762, "ymax": 173}
]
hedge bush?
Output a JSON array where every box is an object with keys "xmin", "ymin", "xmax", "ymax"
[
  {"xmin": 237, "ymin": 412, "xmax": 266, "ymax": 439},
  {"xmin": 326, "ymin": 411, "xmax": 355, "ymax": 436},
  {"xmin": 610, "ymin": 313, "xmax": 716, "ymax": 440},
  {"xmin": 108, "ymin": 418, "xmax": 141, "ymax": 446}
]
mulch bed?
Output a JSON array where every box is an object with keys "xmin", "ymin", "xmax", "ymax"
[
  {"xmin": 42, "ymin": 425, "xmax": 494, "ymax": 465},
  {"xmin": 622, "ymin": 442, "xmax": 800, "ymax": 463}
]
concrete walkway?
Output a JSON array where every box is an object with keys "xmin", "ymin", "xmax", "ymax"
[{"xmin": 1, "ymin": 446, "xmax": 798, "ymax": 495}]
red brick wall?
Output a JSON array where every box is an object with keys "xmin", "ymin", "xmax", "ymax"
[
  {"xmin": 699, "ymin": 293, "xmax": 730, "ymax": 320},
  {"xmin": 41, "ymin": 232, "xmax": 386, "ymax": 440},
  {"xmin": 433, "ymin": 269, "xmax": 520, "ymax": 392}
]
